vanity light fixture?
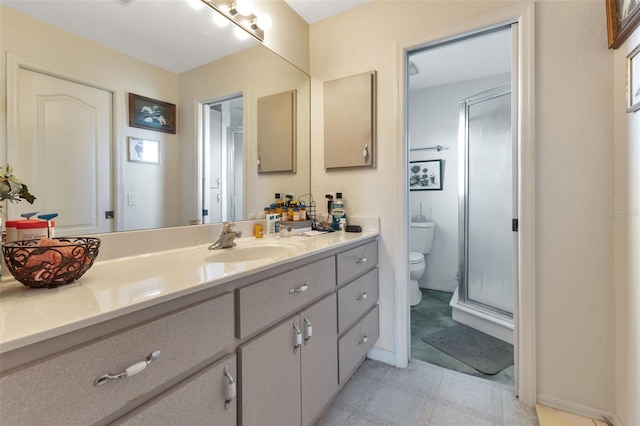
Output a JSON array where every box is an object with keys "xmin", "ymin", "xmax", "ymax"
[{"xmin": 199, "ymin": 0, "xmax": 271, "ymax": 41}]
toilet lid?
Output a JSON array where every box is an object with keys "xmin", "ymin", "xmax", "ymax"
[{"xmin": 409, "ymin": 252, "xmax": 424, "ymax": 264}]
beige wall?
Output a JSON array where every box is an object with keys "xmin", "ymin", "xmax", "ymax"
[
  {"xmin": 614, "ymin": 26, "xmax": 640, "ymax": 426},
  {"xmin": 311, "ymin": 0, "xmax": 616, "ymax": 415},
  {"xmin": 0, "ymin": 6, "xmax": 180, "ymax": 231}
]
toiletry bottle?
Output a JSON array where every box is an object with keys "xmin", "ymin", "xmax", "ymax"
[
  {"xmin": 299, "ymin": 203, "xmax": 307, "ymax": 221},
  {"xmin": 331, "ymin": 193, "xmax": 346, "ymax": 230}
]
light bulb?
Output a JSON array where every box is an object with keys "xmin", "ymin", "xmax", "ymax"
[
  {"xmin": 254, "ymin": 13, "xmax": 272, "ymax": 30},
  {"xmin": 234, "ymin": 25, "xmax": 250, "ymax": 40},
  {"xmin": 234, "ymin": 0, "xmax": 252, "ymax": 16},
  {"xmin": 187, "ymin": 0, "xmax": 205, "ymax": 10}
]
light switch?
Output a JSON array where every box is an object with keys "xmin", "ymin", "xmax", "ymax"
[{"xmin": 128, "ymin": 192, "xmax": 137, "ymax": 206}]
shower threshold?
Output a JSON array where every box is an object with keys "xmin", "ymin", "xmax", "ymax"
[{"xmin": 449, "ymin": 287, "xmax": 514, "ymax": 344}]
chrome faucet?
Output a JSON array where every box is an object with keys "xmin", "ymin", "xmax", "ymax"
[{"xmin": 209, "ymin": 221, "xmax": 242, "ymax": 250}]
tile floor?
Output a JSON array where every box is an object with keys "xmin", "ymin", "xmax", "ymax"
[
  {"xmin": 316, "ymin": 358, "xmax": 538, "ymax": 425},
  {"xmin": 411, "ymin": 288, "xmax": 515, "ymax": 387}
]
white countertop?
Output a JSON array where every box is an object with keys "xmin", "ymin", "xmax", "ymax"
[{"xmin": 0, "ymin": 228, "xmax": 378, "ymax": 354}]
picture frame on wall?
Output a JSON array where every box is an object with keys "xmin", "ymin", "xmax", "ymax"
[
  {"xmin": 128, "ymin": 137, "xmax": 160, "ymax": 164},
  {"xmin": 628, "ymin": 43, "xmax": 640, "ymax": 112},
  {"xmin": 409, "ymin": 159, "xmax": 443, "ymax": 191},
  {"xmin": 606, "ymin": 0, "xmax": 640, "ymax": 49},
  {"xmin": 128, "ymin": 93, "xmax": 176, "ymax": 134}
]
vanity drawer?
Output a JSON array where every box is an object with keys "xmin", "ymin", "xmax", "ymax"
[
  {"xmin": 337, "ymin": 268, "xmax": 379, "ymax": 334},
  {"xmin": 0, "ymin": 292, "xmax": 234, "ymax": 425},
  {"xmin": 336, "ymin": 240, "xmax": 378, "ymax": 286},
  {"xmin": 116, "ymin": 354, "xmax": 237, "ymax": 426},
  {"xmin": 338, "ymin": 305, "xmax": 379, "ymax": 384},
  {"xmin": 237, "ymin": 257, "xmax": 335, "ymax": 339}
]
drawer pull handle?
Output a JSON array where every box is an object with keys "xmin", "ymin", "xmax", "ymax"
[
  {"xmin": 356, "ymin": 292, "xmax": 368, "ymax": 301},
  {"xmin": 223, "ymin": 365, "xmax": 236, "ymax": 411},
  {"xmin": 304, "ymin": 315, "xmax": 313, "ymax": 345},
  {"xmin": 93, "ymin": 350, "xmax": 160, "ymax": 387},
  {"xmin": 289, "ymin": 283, "xmax": 309, "ymax": 294},
  {"xmin": 355, "ymin": 257, "xmax": 367, "ymax": 264},
  {"xmin": 293, "ymin": 321, "xmax": 302, "ymax": 353},
  {"xmin": 358, "ymin": 335, "xmax": 369, "ymax": 345}
]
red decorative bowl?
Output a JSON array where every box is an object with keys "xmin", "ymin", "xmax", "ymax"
[{"xmin": 2, "ymin": 237, "xmax": 101, "ymax": 289}]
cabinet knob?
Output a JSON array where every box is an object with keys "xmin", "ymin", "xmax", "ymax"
[
  {"xmin": 289, "ymin": 283, "xmax": 309, "ymax": 294},
  {"xmin": 355, "ymin": 257, "xmax": 367, "ymax": 264},
  {"xmin": 358, "ymin": 335, "xmax": 369, "ymax": 345},
  {"xmin": 223, "ymin": 365, "xmax": 236, "ymax": 411},
  {"xmin": 93, "ymin": 350, "xmax": 160, "ymax": 387},
  {"xmin": 356, "ymin": 292, "xmax": 368, "ymax": 301}
]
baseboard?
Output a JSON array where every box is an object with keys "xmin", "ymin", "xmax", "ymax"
[
  {"xmin": 537, "ymin": 393, "xmax": 618, "ymax": 425},
  {"xmin": 367, "ymin": 346, "xmax": 396, "ymax": 366},
  {"xmin": 420, "ymin": 282, "xmax": 456, "ymax": 292}
]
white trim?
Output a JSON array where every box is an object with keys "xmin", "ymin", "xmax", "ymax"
[
  {"xmin": 396, "ymin": 2, "xmax": 536, "ymax": 406},
  {"xmin": 537, "ymin": 394, "xmax": 618, "ymax": 426},
  {"xmin": 367, "ymin": 347, "xmax": 396, "ymax": 365}
]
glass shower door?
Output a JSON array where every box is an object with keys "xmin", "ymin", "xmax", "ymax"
[{"xmin": 459, "ymin": 86, "xmax": 515, "ymax": 316}]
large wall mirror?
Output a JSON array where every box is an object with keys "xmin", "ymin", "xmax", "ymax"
[{"xmin": 0, "ymin": 0, "xmax": 310, "ymax": 236}]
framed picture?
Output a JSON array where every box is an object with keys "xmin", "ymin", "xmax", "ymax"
[
  {"xmin": 606, "ymin": 0, "xmax": 640, "ymax": 49},
  {"xmin": 409, "ymin": 159, "xmax": 443, "ymax": 191},
  {"xmin": 128, "ymin": 93, "xmax": 176, "ymax": 134},
  {"xmin": 128, "ymin": 137, "xmax": 160, "ymax": 164},
  {"xmin": 628, "ymin": 44, "xmax": 640, "ymax": 112}
]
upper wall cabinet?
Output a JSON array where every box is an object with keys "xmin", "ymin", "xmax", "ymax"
[
  {"xmin": 257, "ymin": 90, "xmax": 297, "ymax": 173},
  {"xmin": 323, "ymin": 71, "xmax": 377, "ymax": 169}
]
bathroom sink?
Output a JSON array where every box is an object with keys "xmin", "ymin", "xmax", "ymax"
[{"xmin": 203, "ymin": 241, "xmax": 303, "ymax": 263}]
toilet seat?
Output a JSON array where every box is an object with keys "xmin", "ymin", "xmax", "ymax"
[{"xmin": 409, "ymin": 251, "xmax": 424, "ymax": 264}]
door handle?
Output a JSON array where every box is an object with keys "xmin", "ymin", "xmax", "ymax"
[
  {"xmin": 223, "ymin": 365, "xmax": 236, "ymax": 411},
  {"xmin": 303, "ymin": 315, "xmax": 312, "ymax": 345},
  {"xmin": 363, "ymin": 144, "xmax": 369, "ymax": 164},
  {"xmin": 293, "ymin": 321, "xmax": 302, "ymax": 353}
]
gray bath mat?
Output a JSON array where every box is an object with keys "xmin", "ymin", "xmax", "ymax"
[{"xmin": 422, "ymin": 323, "xmax": 513, "ymax": 375}]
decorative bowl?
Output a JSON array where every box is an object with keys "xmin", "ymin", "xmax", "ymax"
[{"xmin": 2, "ymin": 237, "xmax": 101, "ymax": 289}]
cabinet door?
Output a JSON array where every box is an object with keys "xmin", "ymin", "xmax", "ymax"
[
  {"xmin": 116, "ymin": 354, "xmax": 237, "ymax": 425},
  {"xmin": 239, "ymin": 314, "xmax": 301, "ymax": 426},
  {"xmin": 301, "ymin": 293, "xmax": 338, "ymax": 426}
]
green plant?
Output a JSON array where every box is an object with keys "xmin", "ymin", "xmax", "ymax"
[{"xmin": 0, "ymin": 164, "xmax": 36, "ymax": 213}]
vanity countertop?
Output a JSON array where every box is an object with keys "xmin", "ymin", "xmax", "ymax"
[{"xmin": 0, "ymin": 229, "xmax": 378, "ymax": 354}]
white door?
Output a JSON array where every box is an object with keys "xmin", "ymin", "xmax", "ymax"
[{"xmin": 10, "ymin": 68, "xmax": 113, "ymax": 236}]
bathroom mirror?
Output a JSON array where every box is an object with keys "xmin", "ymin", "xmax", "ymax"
[{"xmin": 0, "ymin": 0, "xmax": 310, "ymax": 235}]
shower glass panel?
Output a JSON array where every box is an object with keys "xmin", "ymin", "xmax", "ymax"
[{"xmin": 459, "ymin": 86, "xmax": 514, "ymax": 316}]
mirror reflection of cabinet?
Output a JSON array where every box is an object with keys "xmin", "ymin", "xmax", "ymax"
[
  {"xmin": 323, "ymin": 71, "xmax": 377, "ymax": 169},
  {"xmin": 257, "ymin": 90, "xmax": 297, "ymax": 173}
]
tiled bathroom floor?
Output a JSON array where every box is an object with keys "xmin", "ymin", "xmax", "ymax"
[
  {"xmin": 411, "ymin": 288, "xmax": 515, "ymax": 387},
  {"xmin": 316, "ymin": 358, "xmax": 538, "ymax": 425}
]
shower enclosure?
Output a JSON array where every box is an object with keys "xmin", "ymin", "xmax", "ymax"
[{"xmin": 453, "ymin": 85, "xmax": 516, "ymax": 343}]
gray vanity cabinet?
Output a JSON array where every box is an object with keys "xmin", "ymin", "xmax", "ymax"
[
  {"xmin": 116, "ymin": 354, "xmax": 237, "ymax": 426},
  {"xmin": 239, "ymin": 293, "xmax": 338, "ymax": 426}
]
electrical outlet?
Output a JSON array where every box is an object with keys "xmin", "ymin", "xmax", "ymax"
[{"xmin": 128, "ymin": 192, "xmax": 137, "ymax": 206}]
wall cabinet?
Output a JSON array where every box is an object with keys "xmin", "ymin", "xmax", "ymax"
[{"xmin": 239, "ymin": 293, "xmax": 338, "ymax": 426}]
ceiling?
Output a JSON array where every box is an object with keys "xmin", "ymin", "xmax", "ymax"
[{"xmin": 3, "ymin": 0, "xmax": 510, "ymax": 87}]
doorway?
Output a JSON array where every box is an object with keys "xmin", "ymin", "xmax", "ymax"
[
  {"xmin": 406, "ymin": 26, "xmax": 516, "ymax": 387},
  {"xmin": 200, "ymin": 95, "xmax": 244, "ymax": 224}
]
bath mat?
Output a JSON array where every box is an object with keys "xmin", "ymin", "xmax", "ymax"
[{"xmin": 422, "ymin": 323, "xmax": 513, "ymax": 375}]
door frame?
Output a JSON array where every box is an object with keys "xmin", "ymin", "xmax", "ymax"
[
  {"xmin": 5, "ymin": 53, "xmax": 119, "ymax": 232},
  {"xmin": 395, "ymin": 2, "xmax": 536, "ymax": 405}
]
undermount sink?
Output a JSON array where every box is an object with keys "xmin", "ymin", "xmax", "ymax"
[{"xmin": 203, "ymin": 241, "xmax": 303, "ymax": 263}]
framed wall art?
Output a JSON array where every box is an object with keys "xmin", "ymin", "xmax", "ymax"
[
  {"xmin": 606, "ymin": 0, "xmax": 640, "ymax": 49},
  {"xmin": 128, "ymin": 93, "xmax": 176, "ymax": 134},
  {"xmin": 409, "ymin": 159, "xmax": 443, "ymax": 191},
  {"xmin": 628, "ymin": 43, "xmax": 640, "ymax": 112},
  {"xmin": 128, "ymin": 137, "xmax": 160, "ymax": 164}
]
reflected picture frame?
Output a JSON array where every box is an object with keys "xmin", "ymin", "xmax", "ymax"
[
  {"xmin": 128, "ymin": 137, "xmax": 160, "ymax": 164},
  {"xmin": 409, "ymin": 159, "xmax": 443, "ymax": 191},
  {"xmin": 606, "ymin": 0, "xmax": 640, "ymax": 49},
  {"xmin": 628, "ymin": 43, "xmax": 640, "ymax": 112},
  {"xmin": 128, "ymin": 93, "xmax": 176, "ymax": 134}
]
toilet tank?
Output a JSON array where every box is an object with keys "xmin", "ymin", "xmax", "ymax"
[{"xmin": 409, "ymin": 222, "xmax": 435, "ymax": 254}]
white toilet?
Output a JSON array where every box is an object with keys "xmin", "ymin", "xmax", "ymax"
[{"xmin": 409, "ymin": 221, "xmax": 435, "ymax": 306}]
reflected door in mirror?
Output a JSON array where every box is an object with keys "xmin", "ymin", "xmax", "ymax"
[{"xmin": 11, "ymin": 68, "xmax": 113, "ymax": 236}]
